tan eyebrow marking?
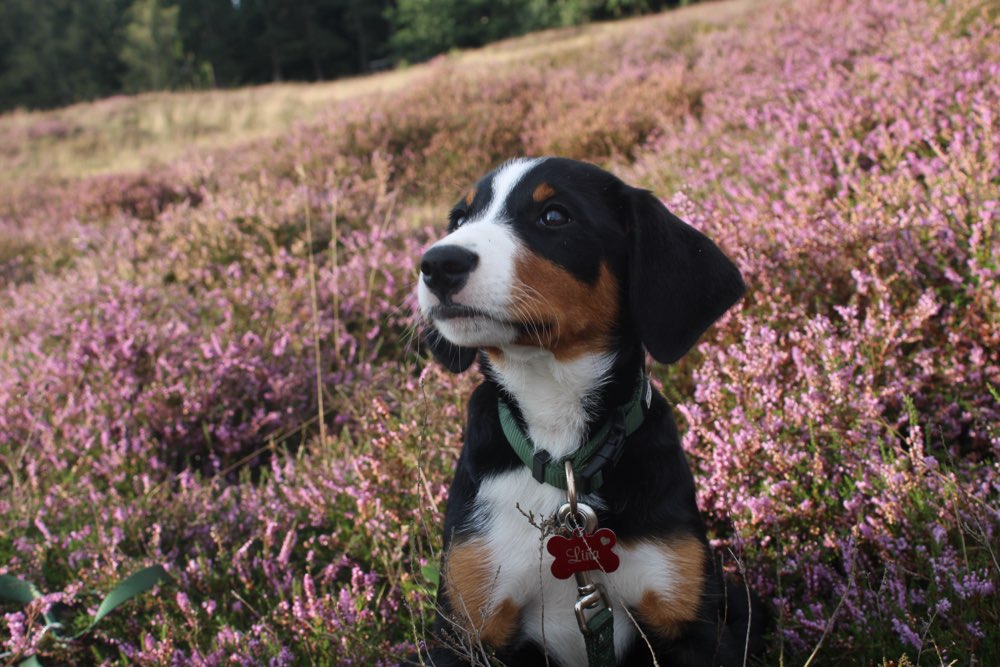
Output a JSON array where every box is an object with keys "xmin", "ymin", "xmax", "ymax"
[
  {"xmin": 465, "ymin": 188, "xmax": 476, "ymax": 206},
  {"xmin": 532, "ymin": 182, "xmax": 556, "ymax": 202}
]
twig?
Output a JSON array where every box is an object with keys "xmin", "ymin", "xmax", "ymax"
[
  {"xmin": 802, "ymin": 553, "xmax": 854, "ymax": 667},
  {"xmin": 300, "ymin": 169, "xmax": 327, "ymax": 448},
  {"xmin": 727, "ymin": 548, "xmax": 753, "ymax": 667}
]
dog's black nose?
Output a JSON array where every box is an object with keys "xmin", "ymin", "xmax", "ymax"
[{"xmin": 420, "ymin": 245, "xmax": 479, "ymax": 300}]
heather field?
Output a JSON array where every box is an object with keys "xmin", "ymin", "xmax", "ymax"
[{"xmin": 1, "ymin": 0, "xmax": 998, "ymax": 664}]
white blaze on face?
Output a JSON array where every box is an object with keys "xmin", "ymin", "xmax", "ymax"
[{"xmin": 417, "ymin": 158, "xmax": 545, "ymax": 348}]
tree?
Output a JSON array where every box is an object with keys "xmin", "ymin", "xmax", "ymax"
[
  {"xmin": 120, "ymin": 0, "xmax": 185, "ymax": 92},
  {"xmin": 63, "ymin": 0, "xmax": 131, "ymax": 100},
  {"xmin": 388, "ymin": 0, "xmax": 544, "ymax": 64},
  {"xmin": 175, "ymin": 0, "xmax": 240, "ymax": 87},
  {"xmin": 346, "ymin": 0, "xmax": 388, "ymax": 72},
  {"xmin": 231, "ymin": 0, "xmax": 391, "ymax": 85},
  {"xmin": 0, "ymin": 0, "xmax": 130, "ymax": 111},
  {"xmin": 387, "ymin": 0, "xmax": 677, "ymax": 65}
]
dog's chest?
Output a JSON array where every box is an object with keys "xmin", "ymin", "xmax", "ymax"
[{"xmin": 470, "ymin": 467, "xmax": 654, "ymax": 665}]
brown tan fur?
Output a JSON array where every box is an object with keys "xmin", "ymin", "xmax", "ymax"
[
  {"xmin": 444, "ymin": 539, "xmax": 520, "ymax": 646},
  {"xmin": 512, "ymin": 255, "xmax": 619, "ymax": 360},
  {"xmin": 465, "ymin": 189, "xmax": 476, "ymax": 206},
  {"xmin": 532, "ymin": 182, "xmax": 556, "ymax": 202},
  {"xmin": 632, "ymin": 536, "xmax": 707, "ymax": 639}
]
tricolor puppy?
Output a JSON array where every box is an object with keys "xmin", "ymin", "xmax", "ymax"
[{"xmin": 413, "ymin": 158, "xmax": 764, "ymax": 666}]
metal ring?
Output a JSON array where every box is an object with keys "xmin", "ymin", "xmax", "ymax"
[{"xmin": 557, "ymin": 502, "xmax": 598, "ymax": 534}]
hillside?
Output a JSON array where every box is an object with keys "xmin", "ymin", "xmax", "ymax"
[
  {"xmin": 1, "ymin": 0, "xmax": 997, "ymax": 664},
  {"xmin": 0, "ymin": 0, "xmax": 754, "ymax": 183}
]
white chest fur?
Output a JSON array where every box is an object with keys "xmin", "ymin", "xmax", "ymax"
[
  {"xmin": 468, "ymin": 349, "xmax": 681, "ymax": 664},
  {"xmin": 472, "ymin": 466, "xmax": 696, "ymax": 665},
  {"xmin": 489, "ymin": 348, "xmax": 615, "ymax": 460},
  {"xmin": 473, "ymin": 467, "xmax": 632, "ymax": 664}
]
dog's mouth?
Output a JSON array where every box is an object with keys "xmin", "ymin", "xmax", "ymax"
[
  {"xmin": 429, "ymin": 303, "xmax": 555, "ymax": 341},
  {"xmin": 430, "ymin": 302, "xmax": 498, "ymax": 321}
]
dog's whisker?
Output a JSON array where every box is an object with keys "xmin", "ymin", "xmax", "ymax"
[
  {"xmin": 510, "ymin": 283, "xmax": 559, "ymax": 347},
  {"xmin": 517, "ymin": 283, "xmax": 562, "ymax": 348}
]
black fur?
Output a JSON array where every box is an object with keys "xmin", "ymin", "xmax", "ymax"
[
  {"xmin": 424, "ymin": 325, "xmax": 478, "ymax": 373},
  {"xmin": 624, "ymin": 186, "xmax": 745, "ymax": 364}
]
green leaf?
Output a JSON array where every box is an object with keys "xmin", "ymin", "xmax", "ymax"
[
  {"xmin": 420, "ymin": 563, "xmax": 440, "ymax": 587},
  {"xmin": 88, "ymin": 565, "xmax": 169, "ymax": 631},
  {"xmin": 0, "ymin": 575, "xmax": 42, "ymax": 605}
]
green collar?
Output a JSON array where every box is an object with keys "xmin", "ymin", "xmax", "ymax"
[{"xmin": 498, "ymin": 372, "xmax": 652, "ymax": 494}]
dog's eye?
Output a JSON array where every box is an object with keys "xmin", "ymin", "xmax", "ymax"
[
  {"xmin": 452, "ymin": 214, "xmax": 468, "ymax": 228},
  {"xmin": 539, "ymin": 208, "xmax": 570, "ymax": 227}
]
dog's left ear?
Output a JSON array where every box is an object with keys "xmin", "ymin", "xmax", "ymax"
[
  {"xmin": 423, "ymin": 325, "xmax": 478, "ymax": 373},
  {"xmin": 624, "ymin": 187, "xmax": 745, "ymax": 364}
]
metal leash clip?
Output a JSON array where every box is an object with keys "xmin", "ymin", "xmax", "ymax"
[{"xmin": 557, "ymin": 460, "xmax": 613, "ymax": 634}]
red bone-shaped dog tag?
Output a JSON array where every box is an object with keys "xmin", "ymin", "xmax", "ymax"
[{"xmin": 547, "ymin": 528, "xmax": 620, "ymax": 580}]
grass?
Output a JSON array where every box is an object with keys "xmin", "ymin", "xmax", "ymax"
[{"xmin": 0, "ymin": 73, "xmax": 426, "ymax": 181}]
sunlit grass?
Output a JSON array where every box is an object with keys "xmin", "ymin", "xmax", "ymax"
[{"xmin": 0, "ymin": 72, "xmax": 424, "ymax": 180}]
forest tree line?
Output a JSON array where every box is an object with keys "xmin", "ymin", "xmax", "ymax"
[{"xmin": 0, "ymin": 0, "xmax": 695, "ymax": 113}]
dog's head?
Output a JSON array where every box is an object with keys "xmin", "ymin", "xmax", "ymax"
[{"xmin": 417, "ymin": 157, "xmax": 744, "ymax": 372}]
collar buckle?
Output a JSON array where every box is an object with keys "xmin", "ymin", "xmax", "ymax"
[{"xmin": 532, "ymin": 449, "xmax": 553, "ymax": 485}]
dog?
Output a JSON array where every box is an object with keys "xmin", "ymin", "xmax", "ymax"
[{"xmin": 412, "ymin": 157, "xmax": 764, "ymax": 666}]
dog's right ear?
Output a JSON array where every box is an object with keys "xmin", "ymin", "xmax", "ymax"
[
  {"xmin": 423, "ymin": 326, "xmax": 478, "ymax": 373},
  {"xmin": 624, "ymin": 186, "xmax": 745, "ymax": 364}
]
